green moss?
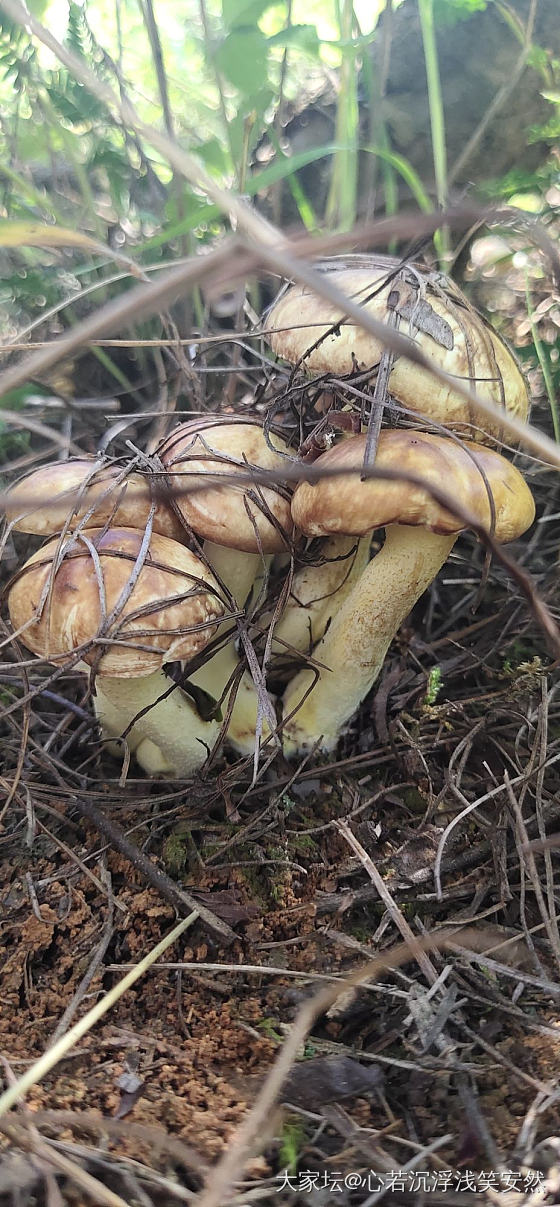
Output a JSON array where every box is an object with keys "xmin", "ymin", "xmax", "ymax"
[
  {"xmin": 162, "ymin": 834, "xmax": 188, "ymax": 876},
  {"xmin": 348, "ymin": 923, "xmax": 371, "ymax": 944},
  {"xmin": 287, "ymin": 831, "xmax": 319, "ymax": 856},
  {"xmin": 403, "ymin": 787, "xmax": 428, "ymax": 813},
  {"xmin": 258, "ymin": 1016, "xmax": 283, "ymax": 1043},
  {"xmin": 162, "ymin": 822, "xmax": 199, "ymax": 876},
  {"xmin": 424, "ymin": 665, "xmax": 443, "ymax": 705},
  {"xmin": 279, "ymin": 1117, "xmax": 306, "ymax": 1173}
]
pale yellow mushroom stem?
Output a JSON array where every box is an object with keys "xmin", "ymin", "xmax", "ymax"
[
  {"xmin": 190, "ymin": 543, "xmax": 275, "ymax": 755},
  {"xmin": 202, "ymin": 540, "xmax": 265, "ymax": 609},
  {"xmin": 270, "ymin": 534, "xmax": 371, "ymax": 657},
  {"xmin": 281, "ymin": 525, "xmax": 457, "ymax": 755},
  {"xmin": 94, "ymin": 670, "xmax": 221, "ymax": 777}
]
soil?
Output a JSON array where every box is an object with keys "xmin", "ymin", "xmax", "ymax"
[{"xmin": 1, "ymin": 246, "xmax": 560, "ymax": 1205}]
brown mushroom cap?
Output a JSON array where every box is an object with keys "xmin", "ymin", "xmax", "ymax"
[
  {"xmin": 266, "ymin": 260, "xmax": 529, "ymax": 443},
  {"xmin": 4, "ymin": 458, "xmax": 185, "ymax": 543},
  {"xmin": 8, "ymin": 527, "xmax": 224, "ymax": 677},
  {"xmin": 157, "ymin": 416, "xmax": 294, "ymax": 554},
  {"xmin": 291, "ymin": 430, "xmax": 535, "ymax": 543}
]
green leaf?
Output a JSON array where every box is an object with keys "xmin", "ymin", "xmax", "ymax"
[
  {"xmin": 0, "ymin": 386, "xmax": 39, "ymax": 463},
  {"xmin": 361, "ymin": 144, "xmax": 434, "ymax": 213},
  {"xmin": 88, "ymin": 141, "xmax": 131, "ymax": 208},
  {"xmin": 527, "ymin": 44, "xmax": 551, "ymax": 73},
  {"xmin": 66, "ymin": 1, "xmax": 91, "ymax": 58},
  {"xmin": 0, "ymin": 219, "xmax": 98, "ymax": 251},
  {"xmin": 528, "ymin": 115, "xmax": 560, "ymax": 143},
  {"xmin": 221, "ymin": 0, "xmax": 273, "ymax": 29},
  {"xmin": 433, "ymin": 0, "xmax": 486, "ymax": 27},
  {"xmin": 215, "ymin": 28, "xmax": 269, "ymax": 95},
  {"xmin": 226, "ymin": 98, "xmax": 273, "ymax": 163},
  {"xmin": 267, "ymin": 24, "xmax": 320, "ymax": 56},
  {"xmin": 0, "ymin": 426, "xmax": 31, "ymax": 463},
  {"xmin": 141, "ymin": 141, "xmax": 344, "ymax": 253},
  {"xmin": 0, "ymin": 384, "xmax": 51, "ymax": 410},
  {"xmin": 196, "ymin": 136, "xmax": 231, "ymax": 173}
]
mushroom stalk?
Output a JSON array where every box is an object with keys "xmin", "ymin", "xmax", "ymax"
[
  {"xmin": 193, "ymin": 544, "xmax": 275, "ymax": 754},
  {"xmin": 281, "ymin": 525, "xmax": 456, "ymax": 754},
  {"xmin": 269, "ymin": 535, "xmax": 371, "ymax": 658},
  {"xmin": 94, "ymin": 670, "xmax": 220, "ymax": 777},
  {"xmin": 187, "ymin": 635, "xmax": 274, "ymax": 755},
  {"xmin": 203, "ymin": 539, "xmax": 266, "ymax": 608},
  {"xmin": 156, "ymin": 417, "xmax": 294, "ymax": 759},
  {"xmin": 94, "ymin": 642, "xmax": 271, "ymax": 770}
]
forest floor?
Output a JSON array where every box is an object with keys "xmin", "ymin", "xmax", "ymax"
[{"xmin": 1, "ymin": 246, "xmax": 560, "ymax": 1207}]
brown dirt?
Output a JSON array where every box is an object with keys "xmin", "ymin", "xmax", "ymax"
[{"xmin": 1, "ymin": 242, "xmax": 560, "ymax": 1206}]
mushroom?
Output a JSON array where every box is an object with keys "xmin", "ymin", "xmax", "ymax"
[
  {"xmin": 4, "ymin": 457, "xmax": 185, "ymax": 542},
  {"xmin": 157, "ymin": 415, "xmax": 296, "ymax": 753},
  {"xmin": 157, "ymin": 415, "xmax": 294, "ymax": 605},
  {"xmin": 8, "ymin": 526, "xmax": 225, "ymax": 776},
  {"xmin": 265, "ymin": 256, "xmax": 529, "ymax": 444},
  {"xmin": 281, "ymin": 429, "xmax": 535, "ymax": 755},
  {"xmin": 264, "ymin": 533, "xmax": 372, "ymax": 665}
]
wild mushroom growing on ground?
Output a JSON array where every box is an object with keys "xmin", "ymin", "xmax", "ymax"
[
  {"xmin": 265, "ymin": 531, "xmax": 372, "ymax": 663},
  {"xmin": 281, "ymin": 429, "xmax": 535, "ymax": 755},
  {"xmin": 263, "ymin": 254, "xmax": 530, "ymax": 657},
  {"xmin": 7, "ymin": 526, "xmax": 225, "ymax": 776},
  {"xmin": 265, "ymin": 255, "xmax": 530, "ymax": 442},
  {"xmin": 260, "ymin": 420, "xmax": 372, "ymax": 662},
  {"xmin": 4, "ymin": 457, "xmax": 185, "ymax": 542},
  {"xmin": 157, "ymin": 415, "xmax": 296, "ymax": 752},
  {"xmin": 157, "ymin": 415, "xmax": 294, "ymax": 603}
]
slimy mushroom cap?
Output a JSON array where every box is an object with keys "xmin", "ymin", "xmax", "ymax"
[
  {"xmin": 8, "ymin": 526, "xmax": 224, "ymax": 677},
  {"xmin": 4, "ymin": 458, "xmax": 185, "ymax": 542},
  {"xmin": 291, "ymin": 430, "xmax": 536, "ymax": 543},
  {"xmin": 158, "ymin": 417, "xmax": 294, "ymax": 554}
]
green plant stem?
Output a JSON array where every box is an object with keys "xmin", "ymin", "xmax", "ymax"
[
  {"xmin": 358, "ymin": 18, "xmax": 398, "ymax": 227},
  {"xmin": 362, "ymin": 145, "xmax": 434, "ymax": 213},
  {"xmin": 264, "ymin": 127, "xmax": 320, "ymax": 233},
  {"xmin": 141, "ymin": 140, "xmax": 432, "ymax": 255},
  {"xmin": 417, "ymin": 0, "xmax": 448, "ymax": 262},
  {"xmin": 38, "ymin": 89, "xmax": 105, "ymax": 240},
  {"xmin": 525, "ymin": 274, "xmax": 560, "ymax": 442},
  {"xmin": 326, "ymin": 0, "xmax": 359, "ymax": 231},
  {"xmin": 0, "ymin": 160, "xmax": 66, "ymax": 223},
  {"xmin": 198, "ymin": 0, "xmax": 239, "ymax": 188}
]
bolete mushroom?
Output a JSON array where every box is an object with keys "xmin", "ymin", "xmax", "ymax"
[
  {"xmin": 281, "ymin": 429, "xmax": 535, "ymax": 754},
  {"xmin": 8, "ymin": 526, "xmax": 225, "ymax": 776},
  {"xmin": 265, "ymin": 256, "xmax": 529, "ymax": 444},
  {"xmin": 264, "ymin": 532, "xmax": 371, "ymax": 664},
  {"xmin": 157, "ymin": 415, "xmax": 296, "ymax": 753},
  {"xmin": 4, "ymin": 457, "xmax": 184, "ymax": 542},
  {"xmin": 157, "ymin": 415, "xmax": 294, "ymax": 604}
]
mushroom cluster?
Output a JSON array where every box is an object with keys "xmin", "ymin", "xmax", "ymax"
[
  {"xmin": 282, "ymin": 430, "xmax": 534, "ymax": 753},
  {"xmin": 3, "ymin": 256, "xmax": 537, "ymax": 774},
  {"xmin": 4, "ymin": 417, "xmax": 294, "ymax": 775},
  {"xmin": 265, "ymin": 254, "xmax": 536, "ymax": 753}
]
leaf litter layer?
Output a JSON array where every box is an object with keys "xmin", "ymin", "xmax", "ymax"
[
  {"xmin": 0, "ymin": 16, "xmax": 555, "ymax": 1168},
  {"xmin": 0, "ymin": 0, "xmax": 560, "ymax": 1193},
  {"xmin": 1, "ymin": 197, "xmax": 560, "ymax": 1207}
]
